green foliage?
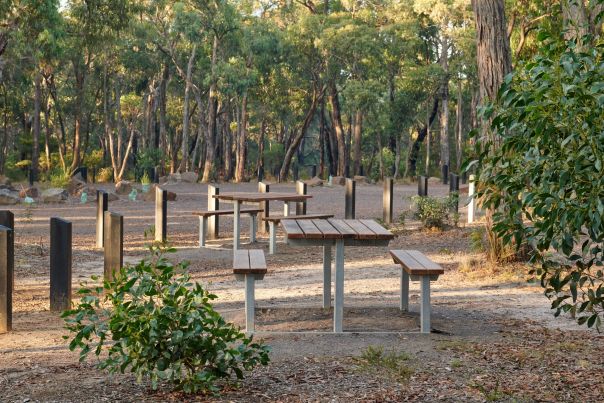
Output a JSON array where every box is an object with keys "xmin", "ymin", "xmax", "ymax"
[
  {"xmin": 50, "ymin": 169, "xmax": 70, "ymax": 188},
  {"xmin": 84, "ymin": 149, "xmax": 104, "ymax": 168},
  {"xmin": 97, "ymin": 167, "xmax": 113, "ymax": 183},
  {"xmin": 140, "ymin": 171, "xmax": 151, "ymax": 185},
  {"xmin": 62, "ymin": 246, "xmax": 270, "ymax": 394},
  {"xmin": 355, "ymin": 345, "xmax": 413, "ymax": 382},
  {"xmin": 411, "ymin": 195, "xmax": 457, "ymax": 229},
  {"xmin": 471, "ymin": 29, "xmax": 604, "ymax": 329}
]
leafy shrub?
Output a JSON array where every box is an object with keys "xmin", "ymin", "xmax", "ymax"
[
  {"xmin": 84, "ymin": 149, "xmax": 105, "ymax": 168},
  {"xmin": 50, "ymin": 169, "xmax": 70, "ymax": 188},
  {"xmin": 63, "ymin": 246, "xmax": 270, "ymax": 394},
  {"xmin": 411, "ymin": 195, "xmax": 457, "ymax": 229},
  {"xmin": 471, "ymin": 28, "xmax": 604, "ymax": 328},
  {"xmin": 96, "ymin": 167, "xmax": 113, "ymax": 183}
]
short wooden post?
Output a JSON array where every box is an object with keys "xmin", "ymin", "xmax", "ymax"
[
  {"xmin": 295, "ymin": 181, "xmax": 307, "ymax": 215},
  {"xmin": 91, "ymin": 167, "xmax": 96, "ymax": 183},
  {"xmin": 153, "ymin": 166, "xmax": 160, "ymax": 183},
  {"xmin": 155, "ymin": 187, "xmax": 167, "ymax": 242},
  {"xmin": 449, "ymin": 174, "xmax": 460, "ymax": 213},
  {"xmin": 207, "ymin": 185, "xmax": 219, "ymax": 240},
  {"xmin": 258, "ymin": 166, "xmax": 264, "ymax": 182},
  {"xmin": 0, "ymin": 211, "xmax": 14, "ymax": 231},
  {"xmin": 383, "ymin": 178, "xmax": 394, "ymax": 224},
  {"xmin": 50, "ymin": 217, "xmax": 72, "ymax": 312},
  {"xmin": 103, "ymin": 211, "xmax": 123, "ymax": 282},
  {"xmin": 345, "ymin": 178, "xmax": 356, "ymax": 219},
  {"xmin": 418, "ymin": 176, "xmax": 428, "ymax": 196},
  {"xmin": 442, "ymin": 164, "xmax": 449, "ymax": 185},
  {"xmin": 468, "ymin": 174, "xmax": 476, "ymax": 224},
  {"xmin": 258, "ymin": 182, "xmax": 270, "ymax": 234},
  {"xmin": 0, "ymin": 225, "xmax": 14, "ymax": 333},
  {"xmin": 311, "ymin": 165, "xmax": 317, "ymax": 178},
  {"xmin": 96, "ymin": 191, "xmax": 108, "ymax": 248}
]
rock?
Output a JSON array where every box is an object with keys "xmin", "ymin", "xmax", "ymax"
[
  {"xmin": 106, "ymin": 192, "xmax": 119, "ymax": 201},
  {"xmin": 305, "ymin": 176, "xmax": 323, "ymax": 187},
  {"xmin": 0, "ymin": 189, "xmax": 20, "ymax": 205},
  {"xmin": 18, "ymin": 186, "xmax": 39, "ymax": 198},
  {"xmin": 76, "ymin": 186, "xmax": 96, "ymax": 201},
  {"xmin": 0, "ymin": 184, "xmax": 16, "ymax": 192},
  {"xmin": 115, "ymin": 181, "xmax": 132, "ymax": 195},
  {"xmin": 72, "ymin": 172, "xmax": 85, "ymax": 182},
  {"xmin": 331, "ymin": 176, "xmax": 346, "ymax": 186},
  {"xmin": 67, "ymin": 176, "xmax": 86, "ymax": 195},
  {"xmin": 159, "ymin": 175, "xmax": 176, "ymax": 185},
  {"xmin": 143, "ymin": 185, "xmax": 176, "ymax": 201},
  {"xmin": 41, "ymin": 188, "xmax": 68, "ymax": 203},
  {"xmin": 353, "ymin": 175, "xmax": 370, "ymax": 184},
  {"xmin": 180, "ymin": 171, "xmax": 198, "ymax": 183}
]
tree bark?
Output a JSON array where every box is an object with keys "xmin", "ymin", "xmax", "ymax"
[
  {"xmin": 178, "ymin": 45, "xmax": 196, "ymax": 172},
  {"xmin": 439, "ymin": 34, "xmax": 450, "ymax": 171},
  {"xmin": 407, "ymin": 97, "xmax": 440, "ymax": 177},
  {"xmin": 456, "ymin": 78, "xmax": 463, "ymax": 169},
  {"xmin": 328, "ymin": 82, "xmax": 347, "ymax": 176},
  {"xmin": 32, "ymin": 73, "xmax": 41, "ymax": 180},
  {"xmin": 235, "ymin": 92, "xmax": 248, "ymax": 182},
  {"xmin": 353, "ymin": 109, "xmax": 362, "ymax": 175},
  {"xmin": 202, "ymin": 35, "xmax": 219, "ymax": 183}
]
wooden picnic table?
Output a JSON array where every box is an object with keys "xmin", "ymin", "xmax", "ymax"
[
  {"xmin": 281, "ymin": 218, "xmax": 395, "ymax": 332},
  {"xmin": 214, "ymin": 192, "xmax": 313, "ymax": 251}
]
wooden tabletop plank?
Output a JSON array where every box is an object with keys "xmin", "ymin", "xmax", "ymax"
[
  {"xmin": 359, "ymin": 219, "xmax": 394, "ymax": 240},
  {"xmin": 192, "ymin": 207, "xmax": 263, "ymax": 217},
  {"xmin": 262, "ymin": 213, "xmax": 333, "ymax": 222},
  {"xmin": 233, "ymin": 250, "xmax": 250, "ymax": 270},
  {"xmin": 312, "ymin": 219, "xmax": 343, "ymax": 239},
  {"xmin": 280, "ymin": 219, "xmax": 305, "ymax": 239},
  {"xmin": 248, "ymin": 249, "xmax": 267, "ymax": 270},
  {"xmin": 343, "ymin": 220, "xmax": 377, "ymax": 239},
  {"xmin": 297, "ymin": 220, "xmax": 324, "ymax": 239},
  {"xmin": 327, "ymin": 219, "xmax": 357, "ymax": 238},
  {"xmin": 215, "ymin": 192, "xmax": 312, "ymax": 203}
]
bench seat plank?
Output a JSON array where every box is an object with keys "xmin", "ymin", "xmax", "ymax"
[
  {"xmin": 262, "ymin": 213, "xmax": 333, "ymax": 222},
  {"xmin": 193, "ymin": 208, "xmax": 262, "ymax": 217},
  {"xmin": 390, "ymin": 250, "xmax": 444, "ymax": 276},
  {"xmin": 248, "ymin": 249, "xmax": 267, "ymax": 270},
  {"xmin": 233, "ymin": 250, "xmax": 267, "ymax": 275}
]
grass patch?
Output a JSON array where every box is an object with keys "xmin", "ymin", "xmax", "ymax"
[{"xmin": 354, "ymin": 345, "xmax": 414, "ymax": 382}]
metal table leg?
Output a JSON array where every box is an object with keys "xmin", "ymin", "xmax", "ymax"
[{"xmin": 334, "ymin": 239, "xmax": 344, "ymax": 332}]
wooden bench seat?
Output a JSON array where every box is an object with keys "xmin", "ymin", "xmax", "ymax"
[
  {"xmin": 193, "ymin": 208, "xmax": 263, "ymax": 247},
  {"xmin": 390, "ymin": 250, "xmax": 444, "ymax": 334},
  {"xmin": 233, "ymin": 249, "xmax": 267, "ymax": 333},
  {"xmin": 262, "ymin": 214, "xmax": 334, "ymax": 254}
]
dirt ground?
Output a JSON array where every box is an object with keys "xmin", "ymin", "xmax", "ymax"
[{"xmin": 1, "ymin": 180, "xmax": 603, "ymax": 402}]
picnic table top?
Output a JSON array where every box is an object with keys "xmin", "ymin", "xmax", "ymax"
[
  {"xmin": 281, "ymin": 218, "xmax": 394, "ymax": 241},
  {"xmin": 213, "ymin": 192, "xmax": 313, "ymax": 202}
]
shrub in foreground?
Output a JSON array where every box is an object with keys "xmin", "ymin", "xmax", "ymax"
[{"xmin": 62, "ymin": 246, "xmax": 270, "ymax": 394}]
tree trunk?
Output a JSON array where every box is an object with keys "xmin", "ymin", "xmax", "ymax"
[
  {"xmin": 353, "ymin": 109, "xmax": 362, "ymax": 175},
  {"xmin": 257, "ymin": 118, "xmax": 265, "ymax": 177},
  {"xmin": 43, "ymin": 93, "xmax": 51, "ymax": 170},
  {"xmin": 439, "ymin": 34, "xmax": 450, "ymax": 171},
  {"xmin": 456, "ymin": 78, "xmax": 463, "ymax": 169},
  {"xmin": 328, "ymin": 82, "xmax": 347, "ymax": 176},
  {"xmin": 32, "ymin": 73, "xmax": 41, "ymax": 180},
  {"xmin": 235, "ymin": 92, "xmax": 248, "ymax": 182},
  {"xmin": 407, "ymin": 97, "xmax": 440, "ymax": 177},
  {"xmin": 69, "ymin": 63, "xmax": 85, "ymax": 173},
  {"xmin": 202, "ymin": 35, "xmax": 219, "ymax": 183},
  {"xmin": 178, "ymin": 45, "xmax": 196, "ymax": 172}
]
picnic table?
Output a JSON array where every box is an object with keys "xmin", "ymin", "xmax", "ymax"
[
  {"xmin": 281, "ymin": 218, "xmax": 394, "ymax": 332},
  {"xmin": 214, "ymin": 192, "xmax": 312, "ymax": 251}
]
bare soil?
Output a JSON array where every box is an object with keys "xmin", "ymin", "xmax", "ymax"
[{"xmin": 1, "ymin": 181, "xmax": 602, "ymax": 402}]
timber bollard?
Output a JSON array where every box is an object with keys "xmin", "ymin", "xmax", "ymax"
[
  {"xmin": 442, "ymin": 165, "xmax": 449, "ymax": 185},
  {"xmin": 449, "ymin": 174, "xmax": 460, "ymax": 212},
  {"xmin": 383, "ymin": 178, "xmax": 394, "ymax": 224},
  {"xmin": 155, "ymin": 187, "xmax": 168, "ymax": 242},
  {"xmin": 50, "ymin": 217, "xmax": 72, "ymax": 312},
  {"xmin": 468, "ymin": 174, "xmax": 476, "ymax": 224},
  {"xmin": 311, "ymin": 165, "xmax": 317, "ymax": 178},
  {"xmin": 207, "ymin": 185, "xmax": 219, "ymax": 240},
  {"xmin": 345, "ymin": 178, "xmax": 356, "ymax": 219},
  {"xmin": 0, "ymin": 225, "xmax": 14, "ymax": 333},
  {"xmin": 258, "ymin": 182, "xmax": 270, "ymax": 233},
  {"xmin": 0, "ymin": 211, "xmax": 14, "ymax": 230},
  {"xmin": 418, "ymin": 176, "xmax": 428, "ymax": 197},
  {"xmin": 103, "ymin": 211, "xmax": 123, "ymax": 282},
  {"xmin": 96, "ymin": 190, "xmax": 108, "ymax": 248},
  {"xmin": 296, "ymin": 181, "xmax": 307, "ymax": 215}
]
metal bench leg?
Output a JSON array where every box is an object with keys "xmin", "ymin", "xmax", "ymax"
[
  {"xmin": 233, "ymin": 201, "xmax": 240, "ymax": 251},
  {"xmin": 420, "ymin": 276, "xmax": 431, "ymax": 334},
  {"xmin": 269, "ymin": 222, "xmax": 276, "ymax": 254},
  {"xmin": 334, "ymin": 239, "xmax": 344, "ymax": 332},
  {"xmin": 323, "ymin": 245, "xmax": 332, "ymax": 309},
  {"xmin": 199, "ymin": 216, "xmax": 207, "ymax": 247},
  {"xmin": 400, "ymin": 270, "xmax": 409, "ymax": 311},
  {"xmin": 250, "ymin": 214, "xmax": 257, "ymax": 243},
  {"xmin": 244, "ymin": 274, "xmax": 255, "ymax": 333}
]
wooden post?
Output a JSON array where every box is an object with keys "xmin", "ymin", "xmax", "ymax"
[
  {"xmin": 207, "ymin": 185, "xmax": 219, "ymax": 240},
  {"xmin": 0, "ymin": 211, "xmax": 14, "ymax": 231},
  {"xmin": 103, "ymin": 211, "xmax": 123, "ymax": 282},
  {"xmin": 383, "ymin": 178, "xmax": 394, "ymax": 224},
  {"xmin": 311, "ymin": 165, "xmax": 317, "ymax": 178},
  {"xmin": 295, "ymin": 180, "xmax": 307, "ymax": 215},
  {"xmin": 449, "ymin": 174, "xmax": 460, "ymax": 213},
  {"xmin": 258, "ymin": 182, "xmax": 270, "ymax": 234},
  {"xmin": 468, "ymin": 174, "xmax": 476, "ymax": 224},
  {"xmin": 418, "ymin": 176, "xmax": 428, "ymax": 196},
  {"xmin": 442, "ymin": 164, "xmax": 449, "ymax": 185},
  {"xmin": 96, "ymin": 190, "xmax": 108, "ymax": 248},
  {"xmin": 345, "ymin": 178, "xmax": 356, "ymax": 219},
  {"xmin": 155, "ymin": 187, "xmax": 167, "ymax": 242},
  {"xmin": 50, "ymin": 218, "xmax": 72, "ymax": 312},
  {"xmin": 0, "ymin": 225, "xmax": 14, "ymax": 333}
]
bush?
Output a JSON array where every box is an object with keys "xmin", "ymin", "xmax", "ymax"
[
  {"xmin": 50, "ymin": 169, "xmax": 70, "ymax": 188},
  {"xmin": 62, "ymin": 246, "xmax": 270, "ymax": 394},
  {"xmin": 411, "ymin": 195, "xmax": 456, "ymax": 229},
  {"xmin": 97, "ymin": 167, "xmax": 113, "ymax": 183}
]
